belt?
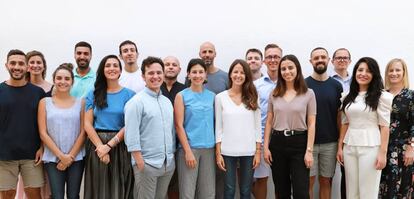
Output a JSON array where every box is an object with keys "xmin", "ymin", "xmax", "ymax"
[{"xmin": 272, "ymin": 129, "xmax": 307, "ymax": 136}]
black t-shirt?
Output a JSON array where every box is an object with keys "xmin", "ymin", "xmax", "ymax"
[
  {"xmin": 161, "ymin": 81, "xmax": 186, "ymax": 105},
  {"xmin": 0, "ymin": 82, "xmax": 46, "ymax": 160},
  {"xmin": 305, "ymin": 77, "xmax": 343, "ymax": 144}
]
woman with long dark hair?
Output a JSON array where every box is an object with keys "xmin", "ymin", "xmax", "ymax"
[
  {"xmin": 379, "ymin": 58, "xmax": 414, "ymax": 198},
  {"xmin": 215, "ymin": 59, "xmax": 261, "ymax": 199},
  {"xmin": 84, "ymin": 55, "xmax": 135, "ymax": 199},
  {"xmin": 174, "ymin": 58, "xmax": 216, "ymax": 199},
  {"xmin": 336, "ymin": 57, "xmax": 393, "ymax": 199},
  {"xmin": 263, "ymin": 55, "xmax": 316, "ymax": 199},
  {"xmin": 38, "ymin": 65, "xmax": 85, "ymax": 199}
]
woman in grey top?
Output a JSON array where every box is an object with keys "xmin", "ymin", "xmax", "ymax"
[
  {"xmin": 38, "ymin": 65, "xmax": 86, "ymax": 199},
  {"xmin": 263, "ymin": 55, "xmax": 316, "ymax": 199}
]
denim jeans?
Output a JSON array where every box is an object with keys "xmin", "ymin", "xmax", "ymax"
[
  {"xmin": 44, "ymin": 160, "xmax": 84, "ymax": 199},
  {"xmin": 222, "ymin": 155, "xmax": 254, "ymax": 199}
]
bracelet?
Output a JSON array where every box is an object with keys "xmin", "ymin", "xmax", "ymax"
[
  {"xmin": 113, "ymin": 135, "xmax": 120, "ymax": 144},
  {"xmin": 106, "ymin": 143, "xmax": 112, "ymax": 149}
]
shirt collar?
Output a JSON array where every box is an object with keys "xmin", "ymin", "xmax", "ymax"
[
  {"xmin": 144, "ymin": 87, "xmax": 162, "ymax": 98},
  {"xmin": 74, "ymin": 68, "xmax": 95, "ymax": 78}
]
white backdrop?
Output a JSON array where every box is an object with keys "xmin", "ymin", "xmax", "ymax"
[{"xmin": 1, "ymin": 0, "xmax": 413, "ymax": 87}]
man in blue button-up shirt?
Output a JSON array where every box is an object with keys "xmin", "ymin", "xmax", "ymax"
[{"xmin": 125, "ymin": 56, "xmax": 175, "ymax": 199}]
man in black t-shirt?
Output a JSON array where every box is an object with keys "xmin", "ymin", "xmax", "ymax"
[
  {"xmin": 305, "ymin": 47, "xmax": 343, "ymax": 199},
  {"xmin": 0, "ymin": 49, "xmax": 46, "ymax": 199}
]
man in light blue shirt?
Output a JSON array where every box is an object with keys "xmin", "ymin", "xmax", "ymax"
[
  {"xmin": 331, "ymin": 48, "xmax": 352, "ymax": 94},
  {"xmin": 252, "ymin": 44, "xmax": 282, "ymax": 199},
  {"xmin": 70, "ymin": 41, "xmax": 96, "ymax": 98},
  {"xmin": 124, "ymin": 56, "xmax": 175, "ymax": 199}
]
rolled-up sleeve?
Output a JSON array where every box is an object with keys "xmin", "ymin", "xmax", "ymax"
[
  {"xmin": 124, "ymin": 98, "xmax": 142, "ymax": 152},
  {"xmin": 215, "ymin": 95, "xmax": 224, "ymax": 143},
  {"xmin": 254, "ymin": 107, "xmax": 262, "ymax": 143},
  {"xmin": 377, "ymin": 91, "xmax": 393, "ymax": 127}
]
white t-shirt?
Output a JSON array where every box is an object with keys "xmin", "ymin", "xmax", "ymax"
[{"xmin": 119, "ymin": 70, "xmax": 145, "ymax": 93}]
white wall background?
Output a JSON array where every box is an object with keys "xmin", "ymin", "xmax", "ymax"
[{"xmin": 1, "ymin": 0, "xmax": 413, "ymax": 87}]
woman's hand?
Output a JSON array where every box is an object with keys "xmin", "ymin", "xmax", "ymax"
[
  {"xmin": 100, "ymin": 154, "xmax": 110, "ymax": 165},
  {"xmin": 403, "ymin": 145, "xmax": 414, "ymax": 166},
  {"xmin": 375, "ymin": 151, "xmax": 387, "ymax": 170},
  {"xmin": 216, "ymin": 154, "xmax": 226, "ymax": 171},
  {"xmin": 95, "ymin": 144, "xmax": 111, "ymax": 158},
  {"xmin": 304, "ymin": 151, "xmax": 313, "ymax": 169},
  {"xmin": 264, "ymin": 148, "xmax": 272, "ymax": 165},
  {"xmin": 185, "ymin": 150, "xmax": 197, "ymax": 169},
  {"xmin": 336, "ymin": 148, "xmax": 344, "ymax": 166},
  {"xmin": 252, "ymin": 151, "xmax": 261, "ymax": 169},
  {"xmin": 59, "ymin": 154, "xmax": 74, "ymax": 167}
]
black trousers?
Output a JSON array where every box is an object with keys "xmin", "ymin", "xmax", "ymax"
[{"xmin": 269, "ymin": 132, "xmax": 310, "ymax": 199}]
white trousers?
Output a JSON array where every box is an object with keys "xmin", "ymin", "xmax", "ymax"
[{"xmin": 343, "ymin": 144, "xmax": 381, "ymax": 199}]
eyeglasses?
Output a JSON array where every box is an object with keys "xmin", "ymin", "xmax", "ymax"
[
  {"xmin": 265, "ymin": 55, "xmax": 281, "ymax": 61},
  {"xmin": 334, "ymin": 56, "xmax": 350, "ymax": 61}
]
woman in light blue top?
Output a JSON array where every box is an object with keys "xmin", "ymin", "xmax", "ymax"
[
  {"xmin": 174, "ymin": 58, "xmax": 216, "ymax": 199},
  {"xmin": 38, "ymin": 65, "xmax": 85, "ymax": 199},
  {"xmin": 84, "ymin": 55, "xmax": 135, "ymax": 199}
]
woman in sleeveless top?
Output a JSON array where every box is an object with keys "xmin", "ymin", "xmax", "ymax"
[{"xmin": 38, "ymin": 65, "xmax": 85, "ymax": 199}]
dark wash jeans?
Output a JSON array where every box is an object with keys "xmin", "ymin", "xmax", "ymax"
[
  {"xmin": 44, "ymin": 160, "xmax": 84, "ymax": 199},
  {"xmin": 222, "ymin": 155, "xmax": 254, "ymax": 199},
  {"xmin": 269, "ymin": 132, "xmax": 310, "ymax": 199}
]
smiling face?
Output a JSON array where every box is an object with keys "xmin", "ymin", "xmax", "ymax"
[
  {"xmin": 230, "ymin": 64, "xmax": 246, "ymax": 87},
  {"xmin": 310, "ymin": 49, "xmax": 330, "ymax": 75},
  {"xmin": 28, "ymin": 55, "xmax": 45, "ymax": 77},
  {"xmin": 386, "ymin": 61, "xmax": 404, "ymax": 86},
  {"xmin": 163, "ymin": 56, "xmax": 181, "ymax": 80},
  {"xmin": 188, "ymin": 64, "xmax": 206, "ymax": 87},
  {"xmin": 332, "ymin": 49, "xmax": 351, "ymax": 71},
  {"xmin": 199, "ymin": 42, "xmax": 216, "ymax": 67},
  {"xmin": 355, "ymin": 62, "xmax": 373, "ymax": 90},
  {"xmin": 264, "ymin": 47, "xmax": 282, "ymax": 73},
  {"xmin": 120, "ymin": 44, "xmax": 138, "ymax": 66},
  {"xmin": 280, "ymin": 59, "xmax": 297, "ymax": 83},
  {"xmin": 104, "ymin": 58, "xmax": 121, "ymax": 80},
  {"xmin": 6, "ymin": 54, "xmax": 27, "ymax": 81},
  {"xmin": 53, "ymin": 69, "xmax": 73, "ymax": 93},
  {"xmin": 246, "ymin": 51, "xmax": 263, "ymax": 72},
  {"xmin": 142, "ymin": 63, "xmax": 164, "ymax": 92},
  {"xmin": 74, "ymin": 46, "xmax": 91, "ymax": 69}
]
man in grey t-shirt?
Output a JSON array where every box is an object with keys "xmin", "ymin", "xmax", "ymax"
[{"xmin": 199, "ymin": 42, "xmax": 228, "ymax": 94}]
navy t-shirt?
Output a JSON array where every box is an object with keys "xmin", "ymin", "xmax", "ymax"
[
  {"xmin": 305, "ymin": 77, "xmax": 343, "ymax": 144},
  {"xmin": 0, "ymin": 82, "xmax": 46, "ymax": 160}
]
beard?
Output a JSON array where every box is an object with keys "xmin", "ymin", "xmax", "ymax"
[
  {"xmin": 313, "ymin": 62, "xmax": 328, "ymax": 74},
  {"xmin": 76, "ymin": 59, "xmax": 90, "ymax": 70},
  {"xmin": 8, "ymin": 69, "xmax": 26, "ymax": 80}
]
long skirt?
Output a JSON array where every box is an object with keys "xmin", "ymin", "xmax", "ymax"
[{"xmin": 84, "ymin": 131, "xmax": 134, "ymax": 199}]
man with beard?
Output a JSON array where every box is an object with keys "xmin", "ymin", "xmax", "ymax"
[
  {"xmin": 70, "ymin": 41, "xmax": 96, "ymax": 98},
  {"xmin": 0, "ymin": 50, "xmax": 46, "ymax": 199},
  {"xmin": 199, "ymin": 42, "xmax": 228, "ymax": 94},
  {"xmin": 305, "ymin": 47, "xmax": 342, "ymax": 199},
  {"xmin": 245, "ymin": 48, "xmax": 264, "ymax": 81},
  {"xmin": 119, "ymin": 40, "xmax": 146, "ymax": 93},
  {"xmin": 161, "ymin": 56, "xmax": 186, "ymax": 105}
]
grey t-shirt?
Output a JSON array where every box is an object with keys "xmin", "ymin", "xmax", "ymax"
[
  {"xmin": 205, "ymin": 69, "xmax": 229, "ymax": 94},
  {"xmin": 268, "ymin": 89, "xmax": 317, "ymax": 131}
]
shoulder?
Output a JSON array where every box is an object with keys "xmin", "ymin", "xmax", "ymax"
[
  {"xmin": 205, "ymin": 89, "xmax": 216, "ymax": 97},
  {"xmin": 215, "ymin": 90, "xmax": 227, "ymax": 98},
  {"xmin": 379, "ymin": 91, "xmax": 393, "ymax": 106}
]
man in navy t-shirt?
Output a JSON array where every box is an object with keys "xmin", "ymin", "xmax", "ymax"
[
  {"xmin": 305, "ymin": 47, "xmax": 343, "ymax": 199},
  {"xmin": 0, "ymin": 49, "xmax": 46, "ymax": 199}
]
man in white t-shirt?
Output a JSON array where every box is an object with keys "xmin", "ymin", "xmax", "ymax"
[{"xmin": 118, "ymin": 40, "xmax": 145, "ymax": 93}]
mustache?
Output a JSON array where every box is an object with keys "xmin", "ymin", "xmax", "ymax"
[{"xmin": 316, "ymin": 62, "xmax": 326, "ymax": 66}]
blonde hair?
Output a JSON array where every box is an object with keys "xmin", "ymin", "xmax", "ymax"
[{"xmin": 384, "ymin": 58, "xmax": 410, "ymax": 89}]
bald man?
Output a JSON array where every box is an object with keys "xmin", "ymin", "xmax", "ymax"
[
  {"xmin": 161, "ymin": 56, "xmax": 186, "ymax": 105},
  {"xmin": 199, "ymin": 42, "xmax": 228, "ymax": 94}
]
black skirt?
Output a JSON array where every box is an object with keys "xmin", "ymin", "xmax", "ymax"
[{"xmin": 84, "ymin": 131, "xmax": 134, "ymax": 199}]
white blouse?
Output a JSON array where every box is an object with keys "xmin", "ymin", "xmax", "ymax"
[
  {"xmin": 215, "ymin": 91, "xmax": 262, "ymax": 156},
  {"xmin": 341, "ymin": 91, "xmax": 393, "ymax": 146}
]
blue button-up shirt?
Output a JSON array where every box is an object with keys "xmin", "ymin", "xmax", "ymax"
[
  {"xmin": 124, "ymin": 87, "xmax": 175, "ymax": 169},
  {"xmin": 331, "ymin": 70, "xmax": 351, "ymax": 94},
  {"xmin": 254, "ymin": 73, "xmax": 277, "ymax": 143}
]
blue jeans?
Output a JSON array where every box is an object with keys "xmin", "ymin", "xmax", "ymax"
[
  {"xmin": 222, "ymin": 155, "xmax": 254, "ymax": 199},
  {"xmin": 44, "ymin": 160, "xmax": 84, "ymax": 199}
]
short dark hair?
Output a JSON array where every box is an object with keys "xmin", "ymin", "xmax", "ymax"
[
  {"xmin": 141, "ymin": 56, "xmax": 164, "ymax": 74},
  {"xmin": 310, "ymin": 47, "xmax": 329, "ymax": 58},
  {"xmin": 119, "ymin": 40, "xmax": 138, "ymax": 55},
  {"xmin": 264, "ymin": 43, "xmax": 282, "ymax": 53},
  {"xmin": 7, "ymin": 49, "xmax": 26, "ymax": 62},
  {"xmin": 245, "ymin": 48, "xmax": 263, "ymax": 60},
  {"xmin": 74, "ymin": 41, "xmax": 92, "ymax": 53},
  {"xmin": 186, "ymin": 58, "xmax": 208, "ymax": 85},
  {"xmin": 333, "ymin": 48, "xmax": 351, "ymax": 59}
]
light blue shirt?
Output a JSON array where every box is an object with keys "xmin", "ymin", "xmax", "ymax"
[
  {"xmin": 331, "ymin": 70, "xmax": 351, "ymax": 93},
  {"xmin": 70, "ymin": 68, "xmax": 96, "ymax": 98},
  {"xmin": 124, "ymin": 87, "xmax": 175, "ymax": 169},
  {"xmin": 254, "ymin": 73, "xmax": 276, "ymax": 142},
  {"xmin": 180, "ymin": 88, "xmax": 215, "ymax": 149},
  {"xmin": 85, "ymin": 88, "xmax": 135, "ymax": 131}
]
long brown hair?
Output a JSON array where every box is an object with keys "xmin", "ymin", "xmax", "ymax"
[
  {"xmin": 228, "ymin": 59, "xmax": 258, "ymax": 110},
  {"xmin": 272, "ymin": 54, "xmax": 308, "ymax": 97}
]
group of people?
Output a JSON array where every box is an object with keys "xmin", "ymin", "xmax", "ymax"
[{"xmin": 0, "ymin": 40, "xmax": 412, "ymax": 199}]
